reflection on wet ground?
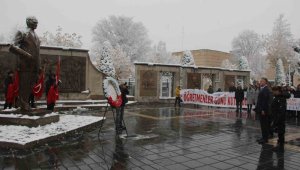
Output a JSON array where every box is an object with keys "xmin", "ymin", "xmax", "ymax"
[{"xmin": 1, "ymin": 105, "xmax": 300, "ymax": 169}]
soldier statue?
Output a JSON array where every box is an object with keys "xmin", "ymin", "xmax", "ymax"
[{"xmin": 9, "ymin": 16, "xmax": 41, "ymax": 112}]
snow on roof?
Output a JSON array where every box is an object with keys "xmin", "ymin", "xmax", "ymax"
[
  {"xmin": 134, "ymin": 62, "xmax": 250, "ymax": 72},
  {"xmin": 0, "ymin": 43, "xmax": 89, "ymax": 52}
]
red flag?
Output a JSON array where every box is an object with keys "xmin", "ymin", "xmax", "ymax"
[
  {"xmin": 47, "ymin": 85, "xmax": 59, "ymax": 104},
  {"xmin": 6, "ymin": 71, "xmax": 19, "ymax": 103},
  {"xmin": 32, "ymin": 72, "xmax": 45, "ymax": 99}
]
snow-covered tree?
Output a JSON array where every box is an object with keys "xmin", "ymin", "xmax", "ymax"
[
  {"xmin": 96, "ymin": 41, "xmax": 116, "ymax": 78},
  {"xmin": 182, "ymin": 50, "xmax": 195, "ymax": 66},
  {"xmin": 111, "ymin": 45, "xmax": 133, "ymax": 79},
  {"xmin": 275, "ymin": 58, "xmax": 286, "ymax": 85},
  {"xmin": 265, "ymin": 14, "xmax": 297, "ymax": 70},
  {"xmin": 239, "ymin": 56, "xmax": 250, "ymax": 70},
  {"xmin": 92, "ymin": 15, "xmax": 152, "ymax": 63},
  {"xmin": 0, "ymin": 34, "xmax": 6, "ymax": 43},
  {"xmin": 40, "ymin": 26, "xmax": 82, "ymax": 48},
  {"xmin": 231, "ymin": 30, "xmax": 265, "ymax": 77},
  {"xmin": 148, "ymin": 41, "xmax": 181, "ymax": 64},
  {"xmin": 221, "ymin": 59, "xmax": 238, "ymax": 70}
]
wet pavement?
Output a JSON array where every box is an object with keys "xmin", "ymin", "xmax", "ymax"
[{"xmin": 1, "ymin": 105, "xmax": 300, "ymax": 170}]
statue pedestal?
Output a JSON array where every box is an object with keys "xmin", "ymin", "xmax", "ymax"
[{"xmin": 0, "ymin": 110, "xmax": 59, "ymax": 127}]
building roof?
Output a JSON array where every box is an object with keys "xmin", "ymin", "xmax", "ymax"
[{"xmin": 134, "ymin": 62, "xmax": 250, "ymax": 72}]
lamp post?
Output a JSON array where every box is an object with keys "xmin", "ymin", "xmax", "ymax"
[
  {"xmin": 288, "ymin": 60, "xmax": 291, "ymax": 86},
  {"xmin": 128, "ymin": 74, "xmax": 132, "ymax": 95}
]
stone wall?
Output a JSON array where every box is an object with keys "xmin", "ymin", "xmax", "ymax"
[{"xmin": 0, "ymin": 44, "xmax": 104, "ymax": 100}]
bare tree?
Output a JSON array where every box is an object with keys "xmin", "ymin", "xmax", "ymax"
[
  {"xmin": 0, "ymin": 34, "xmax": 6, "ymax": 43},
  {"xmin": 91, "ymin": 15, "xmax": 151, "ymax": 63},
  {"xmin": 231, "ymin": 30, "xmax": 265, "ymax": 78},
  {"xmin": 40, "ymin": 26, "xmax": 82, "ymax": 48},
  {"xmin": 148, "ymin": 41, "xmax": 180, "ymax": 64}
]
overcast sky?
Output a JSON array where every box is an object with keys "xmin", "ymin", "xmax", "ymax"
[{"xmin": 0, "ymin": 0, "xmax": 299, "ymax": 52}]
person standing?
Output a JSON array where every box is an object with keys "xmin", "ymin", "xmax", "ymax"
[
  {"xmin": 45, "ymin": 73, "xmax": 56, "ymax": 111},
  {"xmin": 9, "ymin": 16, "xmax": 41, "ymax": 112},
  {"xmin": 3, "ymin": 71, "xmax": 14, "ymax": 110},
  {"xmin": 174, "ymin": 86, "xmax": 181, "ymax": 107},
  {"xmin": 235, "ymin": 85, "xmax": 244, "ymax": 117},
  {"xmin": 246, "ymin": 84, "xmax": 255, "ymax": 116},
  {"xmin": 117, "ymin": 83, "xmax": 129, "ymax": 134},
  {"xmin": 229, "ymin": 82, "xmax": 236, "ymax": 92},
  {"xmin": 271, "ymin": 86, "xmax": 290, "ymax": 152},
  {"xmin": 207, "ymin": 85, "xmax": 213, "ymax": 94},
  {"xmin": 256, "ymin": 77, "xmax": 272, "ymax": 144},
  {"xmin": 293, "ymin": 84, "xmax": 300, "ymax": 98}
]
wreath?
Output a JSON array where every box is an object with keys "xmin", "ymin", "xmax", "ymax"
[{"xmin": 103, "ymin": 77, "xmax": 122, "ymax": 108}]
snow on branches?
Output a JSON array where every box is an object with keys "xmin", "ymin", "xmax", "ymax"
[
  {"xmin": 275, "ymin": 58, "xmax": 286, "ymax": 86},
  {"xmin": 96, "ymin": 41, "xmax": 116, "ymax": 77},
  {"xmin": 221, "ymin": 59, "xmax": 237, "ymax": 70},
  {"xmin": 239, "ymin": 56, "xmax": 250, "ymax": 70}
]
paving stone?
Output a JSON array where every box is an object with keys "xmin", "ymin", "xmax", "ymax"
[
  {"xmin": 182, "ymin": 160, "xmax": 205, "ymax": 168},
  {"xmin": 165, "ymin": 163, "xmax": 189, "ymax": 170},
  {"xmin": 211, "ymin": 162, "xmax": 235, "ymax": 170},
  {"xmin": 1, "ymin": 106, "xmax": 300, "ymax": 170}
]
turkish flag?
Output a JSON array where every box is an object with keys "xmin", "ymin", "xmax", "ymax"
[
  {"xmin": 6, "ymin": 71, "xmax": 19, "ymax": 103},
  {"xmin": 32, "ymin": 72, "xmax": 45, "ymax": 99},
  {"xmin": 47, "ymin": 57, "xmax": 60, "ymax": 104}
]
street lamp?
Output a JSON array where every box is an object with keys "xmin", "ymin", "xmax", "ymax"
[{"xmin": 128, "ymin": 74, "xmax": 132, "ymax": 94}]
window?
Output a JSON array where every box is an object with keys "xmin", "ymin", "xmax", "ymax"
[{"xmin": 160, "ymin": 72, "xmax": 173, "ymax": 98}]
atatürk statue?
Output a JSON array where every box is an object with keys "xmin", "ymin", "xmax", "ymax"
[{"xmin": 9, "ymin": 16, "xmax": 41, "ymax": 112}]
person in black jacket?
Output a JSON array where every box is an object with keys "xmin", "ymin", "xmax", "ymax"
[
  {"xmin": 293, "ymin": 84, "xmax": 300, "ymax": 98},
  {"xmin": 45, "ymin": 73, "xmax": 56, "ymax": 111},
  {"xmin": 116, "ymin": 82, "xmax": 129, "ymax": 134},
  {"xmin": 235, "ymin": 85, "xmax": 244, "ymax": 117},
  {"xmin": 3, "ymin": 71, "xmax": 14, "ymax": 109},
  {"xmin": 271, "ymin": 86, "xmax": 290, "ymax": 152},
  {"xmin": 256, "ymin": 77, "xmax": 272, "ymax": 144}
]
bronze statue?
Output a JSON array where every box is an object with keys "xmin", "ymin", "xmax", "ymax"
[{"xmin": 9, "ymin": 16, "xmax": 41, "ymax": 112}]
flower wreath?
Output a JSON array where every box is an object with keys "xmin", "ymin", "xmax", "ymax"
[{"xmin": 103, "ymin": 77, "xmax": 122, "ymax": 108}]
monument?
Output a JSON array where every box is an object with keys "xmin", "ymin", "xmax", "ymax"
[
  {"xmin": 0, "ymin": 16, "xmax": 59, "ymax": 126},
  {"xmin": 9, "ymin": 16, "xmax": 41, "ymax": 112}
]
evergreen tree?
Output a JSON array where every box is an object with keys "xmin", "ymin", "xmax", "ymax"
[
  {"xmin": 96, "ymin": 41, "xmax": 116, "ymax": 78},
  {"xmin": 239, "ymin": 56, "xmax": 250, "ymax": 70},
  {"xmin": 275, "ymin": 58, "xmax": 286, "ymax": 85}
]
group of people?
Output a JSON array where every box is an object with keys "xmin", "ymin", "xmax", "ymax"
[
  {"xmin": 231, "ymin": 78, "xmax": 294, "ymax": 152},
  {"xmin": 3, "ymin": 70, "xmax": 60, "ymax": 112}
]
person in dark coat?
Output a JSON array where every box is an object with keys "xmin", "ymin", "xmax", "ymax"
[
  {"xmin": 45, "ymin": 73, "xmax": 56, "ymax": 111},
  {"xmin": 293, "ymin": 84, "xmax": 300, "ymax": 98},
  {"xmin": 117, "ymin": 83, "xmax": 129, "ymax": 134},
  {"xmin": 235, "ymin": 85, "xmax": 244, "ymax": 117},
  {"xmin": 207, "ymin": 85, "xmax": 213, "ymax": 94},
  {"xmin": 270, "ymin": 86, "xmax": 290, "ymax": 152},
  {"xmin": 3, "ymin": 71, "xmax": 14, "ymax": 109},
  {"xmin": 256, "ymin": 77, "xmax": 272, "ymax": 144},
  {"xmin": 229, "ymin": 82, "xmax": 236, "ymax": 92}
]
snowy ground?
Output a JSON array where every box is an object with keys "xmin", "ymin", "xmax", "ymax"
[
  {"xmin": 0, "ymin": 112, "xmax": 59, "ymax": 120},
  {"xmin": 0, "ymin": 115, "xmax": 104, "ymax": 146}
]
